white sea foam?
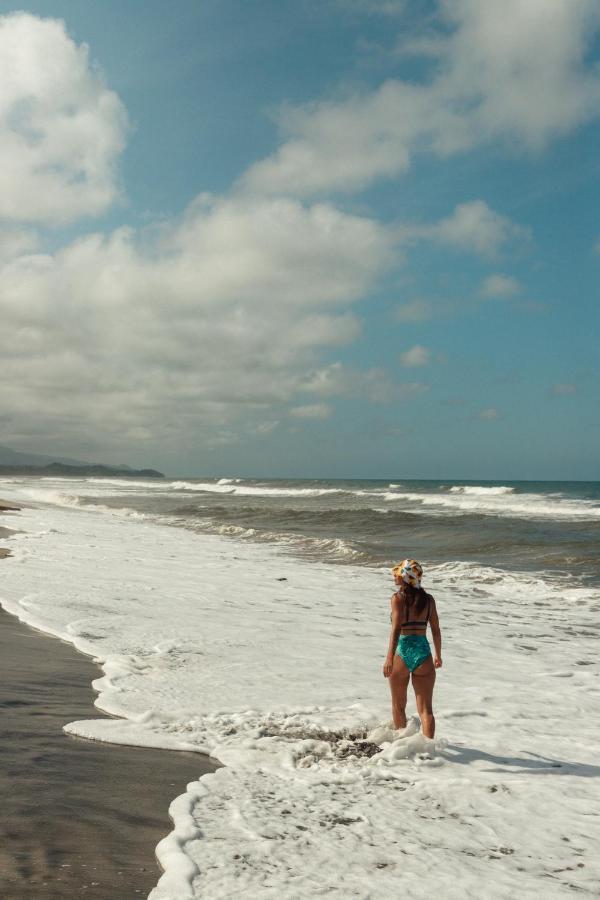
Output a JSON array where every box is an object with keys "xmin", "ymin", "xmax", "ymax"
[
  {"xmin": 166, "ymin": 515, "xmax": 366, "ymax": 563},
  {"xmin": 8, "ymin": 474, "xmax": 598, "ymax": 524},
  {"xmin": 1, "ymin": 483, "xmax": 600, "ymax": 898},
  {"xmin": 9, "ymin": 480, "xmax": 367, "ymax": 564},
  {"xmin": 19, "ymin": 488, "xmax": 85, "ymax": 508},
  {"xmin": 170, "ymin": 480, "xmax": 345, "ymax": 498},
  {"xmin": 85, "ymin": 476, "xmax": 168, "ymax": 490},
  {"xmin": 383, "ymin": 487, "xmax": 600, "ymax": 520},
  {"xmin": 448, "ymin": 484, "xmax": 515, "ymax": 495}
]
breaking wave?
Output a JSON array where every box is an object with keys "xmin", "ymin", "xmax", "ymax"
[
  {"xmin": 169, "ymin": 481, "xmax": 348, "ymax": 498},
  {"xmin": 383, "ymin": 487, "xmax": 600, "ymax": 520}
]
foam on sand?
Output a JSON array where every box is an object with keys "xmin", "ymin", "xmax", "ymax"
[{"xmin": 1, "ymin": 486, "xmax": 599, "ymax": 898}]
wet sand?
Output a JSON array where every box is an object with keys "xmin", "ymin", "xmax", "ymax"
[{"xmin": 0, "ymin": 586, "xmax": 217, "ymax": 899}]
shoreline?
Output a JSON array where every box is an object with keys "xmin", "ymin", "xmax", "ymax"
[{"xmin": 0, "ymin": 508, "xmax": 217, "ymax": 899}]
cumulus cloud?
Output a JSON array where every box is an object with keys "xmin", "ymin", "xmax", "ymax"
[
  {"xmin": 0, "ymin": 13, "xmax": 127, "ymax": 225},
  {"xmin": 393, "ymin": 201, "xmax": 529, "ymax": 258},
  {"xmin": 299, "ymin": 361, "xmax": 428, "ymax": 404},
  {"xmin": 0, "ymin": 226, "xmax": 39, "ymax": 261},
  {"xmin": 241, "ymin": 80, "xmax": 443, "ymax": 196},
  {"xmin": 424, "ymin": 201, "xmax": 530, "ymax": 257},
  {"xmin": 241, "ymin": 0, "xmax": 600, "ymax": 196},
  {"xmin": 0, "ymin": 195, "xmax": 400, "ymax": 452},
  {"xmin": 399, "ymin": 345, "xmax": 430, "ymax": 367},
  {"xmin": 300, "ymin": 362, "xmax": 393, "ymax": 402},
  {"xmin": 393, "ymin": 267, "xmax": 529, "ymax": 324},
  {"xmin": 440, "ymin": 0, "xmax": 600, "ymax": 146},
  {"xmin": 480, "ymin": 273, "xmax": 522, "ymax": 298}
]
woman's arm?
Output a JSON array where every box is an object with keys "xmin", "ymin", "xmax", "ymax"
[
  {"xmin": 429, "ymin": 597, "xmax": 443, "ymax": 668},
  {"xmin": 383, "ymin": 594, "xmax": 402, "ymax": 678}
]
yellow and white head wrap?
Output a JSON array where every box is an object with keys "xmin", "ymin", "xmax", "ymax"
[{"xmin": 392, "ymin": 558, "xmax": 423, "ymax": 588}]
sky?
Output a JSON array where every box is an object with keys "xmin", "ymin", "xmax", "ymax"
[{"xmin": 0, "ymin": 0, "xmax": 598, "ymax": 480}]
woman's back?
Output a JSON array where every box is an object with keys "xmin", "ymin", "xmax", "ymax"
[{"xmin": 395, "ymin": 583, "xmax": 433, "ymax": 633}]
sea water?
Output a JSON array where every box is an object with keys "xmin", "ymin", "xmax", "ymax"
[{"xmin": 0, "ymin": 475, "xmax": 599, "ymax": 898}]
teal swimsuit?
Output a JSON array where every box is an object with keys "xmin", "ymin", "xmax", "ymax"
[{"xmin": 395, "ymin": 596, "xmax": 432, "ymax": 671}]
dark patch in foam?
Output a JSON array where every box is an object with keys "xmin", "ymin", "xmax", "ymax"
[{"xmin": 257, "ymin": 723, "xmax": 381, "ymax": 759}]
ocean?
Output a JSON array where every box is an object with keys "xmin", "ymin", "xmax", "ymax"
[
  {"xmin": 11, "ymin": 474, "xmax": 600, "ymax": 583},
  {"xmin": 1, "ymin": 474, "xmax": 599, "ymax": 898}
]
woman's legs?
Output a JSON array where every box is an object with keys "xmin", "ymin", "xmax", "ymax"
[
  {"xmin": 389, "ymin": 653, "xmax": 410, "ymax": 729},
  {"xmin": 411, "ymin": 656, "xmax": 436, "ymax": 738}
]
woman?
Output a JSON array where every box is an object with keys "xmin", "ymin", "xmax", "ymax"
[{"xmin": 383, "ymin": 559, "xmax": 442, "ymax": 738}]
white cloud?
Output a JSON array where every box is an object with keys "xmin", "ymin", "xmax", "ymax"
[
  {"xmin": 289, "ymin": 403, "xmax": 332, "ymax": 420},
  {"xmin": 299, "ymin": 361, "xmax": 426, "ymax": 404},
  {"xmin": 241, "ymin": 79, "xmax": 442, "ymax": 196},
  {"xmin": 394, "ymin": 201, "xmax": 529, "ymax": 257},
  {"xmin": 479, "ymin": 407, "xmax": 500, "ymax": 420},
  {"xmin": 0, "ymin": 13, "xmax": 127, "ymax": 225},
  {"xmin": 423, "ymin": 201, "xmax": 530, "ymax": 257},
  {"xmin": 440, "ymin": 0, "xmax": 600, "ymax": 147},
  {"xmin": 0, "ymin": 195, "xmax": 399, "ymax": 453},
  {"xmin": 399, "ymin": 344, "xmax": 430, "ymax": 367},
  {"xmin": 0, "ymin": 226, "xmax": 39, "ymax": 261},
  {"xmin": 393, "ymin": 269, "xmax": 529, "ymax": 323},
  {"xmin": 480, "ymin": 273, "xmax": 522, "ymax": 298},
  {"xmin": 241, "ymin": 0, "xmax": 600, "ymax": 196},
  {"xmin": 552, "ymin": 383, "xmax": 577, "ymax": 396}
]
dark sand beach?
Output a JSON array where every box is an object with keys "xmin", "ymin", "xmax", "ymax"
[{"xmin": 0, "ymin": 518, "xmax": 217, "ymax": 899}]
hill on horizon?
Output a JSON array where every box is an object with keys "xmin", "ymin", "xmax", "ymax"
[
  {"xmin": 0, "ymin": 445, "xmax": 161, "ymax": 477},
  {"xmin": 0, "ymin": 444, "xmax": 93, "ymax": 468}
]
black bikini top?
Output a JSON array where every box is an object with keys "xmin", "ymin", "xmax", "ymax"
[{"xmin": 398, "ymin": 593, "xmax": 431, "ymax": 630}]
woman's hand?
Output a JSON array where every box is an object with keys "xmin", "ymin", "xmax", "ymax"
[
  {"xmin": 434, "ymin": 656, "xmax": 443, "ymax": 669},
  {"xmin": 383, "ymin": 655, "xmax": 394, "ymax": 678}
]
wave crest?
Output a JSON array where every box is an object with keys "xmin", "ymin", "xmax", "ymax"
[
  {"xmin": 169, "ymin": 481, "xmax": 345, "ymax": 498},
  {"xmin": 448, "ymin": 485, "xmax": 515, "ymax": 496}
]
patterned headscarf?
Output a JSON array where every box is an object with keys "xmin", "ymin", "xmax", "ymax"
[{"xmin": 392, "ymin": 558, "xmax": 423, "ymax": 588}]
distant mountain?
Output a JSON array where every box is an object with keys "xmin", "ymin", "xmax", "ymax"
[
  {"xmin": 0, "ymin": 446, "xmax": 163, "ymax": 478},
  {"xmin": 0, "ymin": 444, "xmax": 90, "ymax": 467}
]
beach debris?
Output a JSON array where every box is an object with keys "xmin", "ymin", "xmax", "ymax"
[
  {"xmin": 336, "ymin": 739, "xmax": 381, "ymax": 759},
  {"xmin": 256, "ymin": 722, "xmax": 383, "ymax": 762}
]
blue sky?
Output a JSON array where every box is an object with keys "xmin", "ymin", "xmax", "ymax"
[{"xmin": 0, "ymin": 0, "xmax": 598, "ymax": 479}]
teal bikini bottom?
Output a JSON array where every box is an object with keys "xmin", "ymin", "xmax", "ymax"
[{"xmin": 396, "ymin": 634, "xmax": 432, "ymax": 672}]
